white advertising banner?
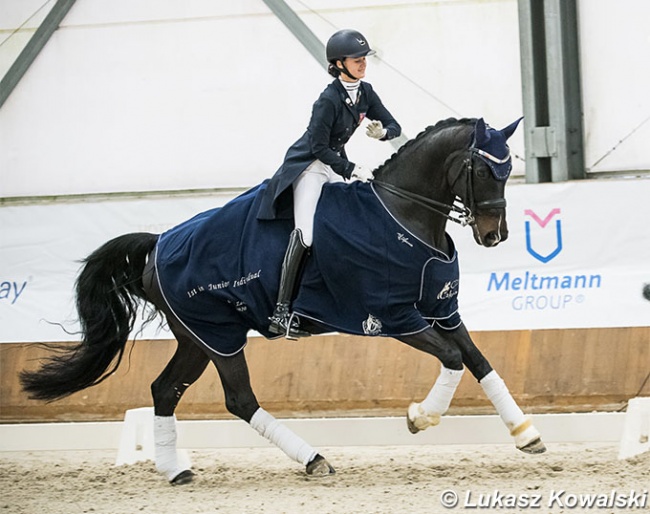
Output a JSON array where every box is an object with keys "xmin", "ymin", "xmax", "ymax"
[
  {"xmin": 1, "ymin": 179, "xmax": 649, "ymax": 343},
  {"xmin": 1, "ymin": 193, "xmax": 235, "ymax": 343},
  {"xmin": 446, "ymin": 179, "xmax": 650, "ymax": 331}
]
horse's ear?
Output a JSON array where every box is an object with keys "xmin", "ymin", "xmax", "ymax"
[
  {"xmin": 501, "ymin": 116, "xmax": 523, "ymax": 140},
  {"xmin": 474, "ymin": 118, "xmax": 489, "ymax": 146}
]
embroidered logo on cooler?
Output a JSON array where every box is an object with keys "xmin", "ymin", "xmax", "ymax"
[
  {"xmin": 234, "ymin": 301, "xmax": 248, "ymax": 313},
  {"xmin": 362, "ymin": 314, "xmax": 382, "ymax": 335},
  {"xmin": 436, "ymin": 280, "xmax": 459, "ymax": 300},
  {"xmin": 397, "ymin": 233, "xmax": 413, "ymax": 247}
]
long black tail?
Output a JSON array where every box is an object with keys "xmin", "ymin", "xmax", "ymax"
[{"xmin": 19, "ymin": 232, "xmax": 159, "ymax": 401}]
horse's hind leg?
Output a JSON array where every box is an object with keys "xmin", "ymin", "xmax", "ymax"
[
  {"xmin": 211, "ymin": 350, "xmax": 335, "ymax": 476},
  {"xmin": 446, "ymin": 324, "xmax": 546, "ymax": 454},
  {"xmin": 151, "ymin": 336, "xmax": 210, "ymax": 416},
  {"xmin": 141, "ymin": 259, "xmax": 210, "ymax": 484},
  {"xmin": 150, "ymin": 334, "xmax": 210, "ymax": 484}
]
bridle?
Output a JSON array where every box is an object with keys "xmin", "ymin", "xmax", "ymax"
[{"xmin": 373, "ymin": 146, "xmax": 508, "ymax": 227}]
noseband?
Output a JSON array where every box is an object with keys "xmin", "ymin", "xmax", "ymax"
[{"xmin": 373, "ymin": 148, "xmax": 507, "ymax": 227}]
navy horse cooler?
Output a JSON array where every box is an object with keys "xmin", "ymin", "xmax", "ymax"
[{"xmin": 154, "ymin": 181, "xmax": 461, "ymax": 356}]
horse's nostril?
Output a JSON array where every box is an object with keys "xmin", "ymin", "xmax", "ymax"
[{"xmin": 485, "ymin": 231, "xmax": 501, "ymax": 246}]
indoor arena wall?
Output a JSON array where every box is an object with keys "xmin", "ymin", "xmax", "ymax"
[{"xmin": 2, "ymin": 327, "xmax": 648, "ymax": 422}]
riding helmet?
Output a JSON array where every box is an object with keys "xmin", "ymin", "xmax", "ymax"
[{"xmin": 326, "ymin": 29, "xmax": 376, "ymax": 63}]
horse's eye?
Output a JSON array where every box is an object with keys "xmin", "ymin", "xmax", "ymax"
[{"xmin": 476, "ymin": 167, "xmax": 489, "ymax": 179}]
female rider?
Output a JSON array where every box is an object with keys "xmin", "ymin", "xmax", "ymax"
[{"xmin": 257, "ymin": 29, "xmax": 402, "ymax": 339}]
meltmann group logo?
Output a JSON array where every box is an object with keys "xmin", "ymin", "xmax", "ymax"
[
  {"xmin": 486, "ymin": 207, "xmax": 602, "ymax": 311},
  {"xmin": 524, "ymin": 208, "xmax": 562, "ymax": 263}
]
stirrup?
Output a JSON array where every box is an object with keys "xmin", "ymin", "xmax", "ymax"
[{"xmin": 269, "ymin": 309, "xmax": 310, "ymax": 340}]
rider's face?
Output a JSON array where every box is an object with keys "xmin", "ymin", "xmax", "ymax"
[{"xmin": 338, "ymin": 56, "xmax": 367, "ymax": 82}]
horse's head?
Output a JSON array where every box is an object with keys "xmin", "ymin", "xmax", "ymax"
[
  {"xmin": 372, "ymin": 116, "xmax": 523, "ymax": 251},
  {"xmin": 449, "ymin": 117, "xmax": 522, "ymax": 247}
]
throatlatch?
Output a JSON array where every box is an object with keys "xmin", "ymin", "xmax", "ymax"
[{"xmin": 268, "ymin": 229, "xmax": 311, "ymax": 339}]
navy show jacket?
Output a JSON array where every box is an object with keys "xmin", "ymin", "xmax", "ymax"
[{"xmin": 257, "ymin": 79, "xmax": 401, "ymax": 220}]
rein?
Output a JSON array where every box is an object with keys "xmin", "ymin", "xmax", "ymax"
[
  {"xmin": 373, "ymin": 147, "xmax": 507, "ymax": 227},
  {"xmin": 373, "ymin": 180, "xmax": 474, "ymax": 227}
]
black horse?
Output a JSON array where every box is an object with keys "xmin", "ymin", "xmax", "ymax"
[{"xmin": 20, "ymin": 117, "xmax": 545, "ymax": 485}]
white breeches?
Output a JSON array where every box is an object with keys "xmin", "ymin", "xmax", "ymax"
[{"xmin": 293, "ymin": 160, "xmax": 345, "ymax": 246}]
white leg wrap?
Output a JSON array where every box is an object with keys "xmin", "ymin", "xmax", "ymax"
[
  {"xmin": 250, "ymin": 408, "xmax": 317, "ymax": 466},
  {"xmin": 408, "ymin": 366, "xmax": 464, "ymax": 432},
  {"xmin": 480, "ymin": 370, "xmax": 540, "ymax": 448},
  {"xmin": 154, "ymin": 415, "xmax": 190, "ymax": 481},
  {"xmin": 421, "ymin": 366, "xmax": 465, "ymax": 415}
]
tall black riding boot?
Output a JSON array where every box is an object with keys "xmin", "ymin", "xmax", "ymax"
[{"xmin": 268, "ymin": 229, "xmax": 311, "ymax": 340}]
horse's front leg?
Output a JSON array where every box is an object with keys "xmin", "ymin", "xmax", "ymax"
[
  {"xmin": 399, "ymin": 323, "xmax": 546, "ymax": 454},
  {"xmin": 447, "ymin": 323, "xmax": 545, "ymax": 453},
  {"xmin": 398, "ymin": 327, "xmax": 466, "ymax": 433},
  {"xmin": 211, "ymin": 351, "xmax": 335, "ymax": 476}
]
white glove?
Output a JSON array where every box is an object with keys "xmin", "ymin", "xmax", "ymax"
[
  {"xmin": 366, "ymin": 120, "xmax": 387, "ymax": 140},
  {"xmin": 351, "ymin": 165, "xmax": 374, "ymax": 183}
]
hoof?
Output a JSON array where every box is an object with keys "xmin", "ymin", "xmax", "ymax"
[
  {"xmin": 406, "ymin": 402, "xmax": 440, "ymax": 434},
  {"xmin": 306, "ymin": 454, "xmax": 335, "ymax": 476},
  {"xmin": 406, "ymin": 414, "xmax": 420, "ymax": 434},
  {"xmin": 518, "ymin": 438, "xmax": 547, "ymax": 455},
  {"xmin": 170, "ymin": 469, "xmax": 195, "ymax": 485},
  {"xmin": 512, "ymin": 420, "xmax": 546, "ymax": 454}
]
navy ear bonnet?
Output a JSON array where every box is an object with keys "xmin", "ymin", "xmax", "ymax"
[{"xmin": 471, "ymin": 117, "xmax": 523, "ymax": 180}]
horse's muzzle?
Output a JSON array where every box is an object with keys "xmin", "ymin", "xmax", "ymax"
[
  {"xmin": 482, "ymin": 228, "xmax": 508, "ymax": 247},
  {"xmin": 473, "ymin": 213, "xmax": 508, "ymax": 247}
]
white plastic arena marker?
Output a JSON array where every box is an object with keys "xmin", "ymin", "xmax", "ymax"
[
  {"xmin": 115, "ymin": 407, "xmax": 156, "ymax": 465},
  {"xmin": 618, "ymin": 397, "xmax": 650, "ymax": 460},
  {"xmin": 114, "ymin": 407, "xmax": 192, "ymax": 471}
]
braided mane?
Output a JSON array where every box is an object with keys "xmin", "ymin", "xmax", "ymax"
[{"xmin": 375, "ymin": 117, "xmax": 476, "ymax": 174}]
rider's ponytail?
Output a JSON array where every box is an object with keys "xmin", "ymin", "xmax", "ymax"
[{"xmin": 327, "ymin": 62, "xmax": 341, "ymax": 78}]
